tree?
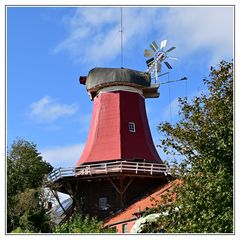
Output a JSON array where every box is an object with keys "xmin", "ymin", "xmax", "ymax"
[
  {"xmin": 144, "ymin": 60, "xmax": 233, "ymax": 233},
  {"xmin": 7, "ymin": 139, "xmax": 53, "ymax": 232},
  {"xmin": 10, "ymin": 188, "xmax": 52, "ymax": 233},
  {"xmin": 54, "ymin": 214, "xmax": 116, "ymax": 233},
  {"xmin": 7, "ymin": 139, "xmax": 53, "ymax": 196}
]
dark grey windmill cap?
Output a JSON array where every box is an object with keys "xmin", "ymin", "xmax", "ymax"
[
  {"xmin": 86, "ymin": 67, "xmax": 151, "ymax": 89},
  {"xmin": 79, "ymin": 67, "xmax": 159, "ymax": 99}
]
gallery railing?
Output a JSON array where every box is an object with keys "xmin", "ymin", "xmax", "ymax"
[{"xmin": 48, "ymin": 160, "xmax": 168, "ymax": 182}]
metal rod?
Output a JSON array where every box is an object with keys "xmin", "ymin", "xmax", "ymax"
[
  {"xmin": 168, "ymin": 73, "xmax": 173, "ymax": 124},
  {"xmin": 159, "ymin": 77, "xmax": 187, "ymax": 85},
  {"xmin": 120, "ymin": 7, "xmax": 123, "ymax": 67},
  {"xmin": 158, "ymin": 72, "xmax": 169, "ymax": 77}
]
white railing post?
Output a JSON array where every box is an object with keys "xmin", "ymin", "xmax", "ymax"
[
  {"xmin": 136, "ymin": 162, "xmax": 138, "ymax": 174},
  {"xmin": 55, "ymin": 169, "xmax": 59, "ymax": 180},
  {"xmin": 150, "ymin": 164, "xmax": 153, "ymax": 175},
  {"xmin": 57, "ymin": 168, "xmax": 61, "ymax": 179}
]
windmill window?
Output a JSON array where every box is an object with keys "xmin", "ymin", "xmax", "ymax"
[
  {"xmin": 129, "ymin": 122, "xmax": 136, "ymax": 133},
  {"xmin": 99, "ymin": 197, "xmax": 108, "ymax": 211}
]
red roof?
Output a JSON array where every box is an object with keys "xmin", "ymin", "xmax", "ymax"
[{"xmin": 104, "ymin": 180, "xmax": 178, "ymax": 227}]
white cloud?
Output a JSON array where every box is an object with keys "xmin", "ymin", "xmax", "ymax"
[
  {"xmin": 41, "ymin": 143, "xmax": 85, "ymax": 168},
  {"xmin": 53, "ymin": 7, "xmax": 160, "ymax": 65},
  {"xmin": 159, "ymin": 7, "xmax": 233, "ymax": 65},
  {"xmin": 53, "ymin": 7, "xmax": 233, "ymax": 67},
  {"xmin": 29, "ymin": 96, "xmax": 78, "ymax": 123},
  {"xmin": 53, "ymin": 7, "xmax": 119, "ymax": 64}
]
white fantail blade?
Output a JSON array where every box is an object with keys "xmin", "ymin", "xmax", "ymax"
[
  {"xmin": 168, "ymin": 56, "xmax": 178, "ymax": 60},
  {"xmin": 160, "ymin": 39, "xmax": 167, "ymax": 49},
  {"xmin": 166, "ymin": 46, "xmax": 176, "ymax": 52},
  {"xmin": 150, "ymin": 41, "xmax": 158, "ymax": 52},
  {"xmin": 144, "ymin": 49, "xmax": 154, "ymax": 58}
]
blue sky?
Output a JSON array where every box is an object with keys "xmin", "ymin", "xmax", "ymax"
[{"xmin": 7, "ymin": 6, "xmax": 233, "ymax": 168}]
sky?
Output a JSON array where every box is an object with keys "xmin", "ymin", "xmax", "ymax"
[{"xmin": 6, "ymin": 6, "xmax": 233, "ymax": 169}]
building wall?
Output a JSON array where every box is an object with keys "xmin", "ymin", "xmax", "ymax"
[
  {"xmin": 104, "ymin": 180, "xmax": 178, "ymax": 233},
  {"xmin": 114, "ymin": 220, "xmax": 136, "ymax": 233}
]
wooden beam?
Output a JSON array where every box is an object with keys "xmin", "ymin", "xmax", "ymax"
[
  {"xmin": 109, "ymin": 178, "xmax": 121, "ymax": 194},
  {"xmin": 122, "ymin": 177, "xmax": 135, "ymax": 194},
  {"xmin": 50, "ymin": 188, "xmax": 69, "ymax": 218}
]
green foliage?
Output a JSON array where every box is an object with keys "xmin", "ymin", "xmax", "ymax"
[
  {"xmin": 145, "ymin": 60, "xmax": 233, "ymax": 233},
  {"xmin": 7, "ymin": 139, "xmax": 53, "ymax": 197},
  {"xmin": 20, "ymin": 189, "xmax": 52, "ymax": 232},
  {"xmin": 7, "ymin": 139, "xmax": 53, "ymax": 233},
  {"xmin": 54, "ymin": 214, "xmax": 116, "ymax": 233},
  {"xmin": 11, "ymin": 227, "xmax": 34, "ymax": 233}
]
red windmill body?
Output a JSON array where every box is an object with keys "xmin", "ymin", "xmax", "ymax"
[
  {"xmin": 77, "ymin": 92, "xmax": 162, "ymax": 166},
  {"xmin": 77, "ymin": 67, "xmax": 163, "ymax": 166}
]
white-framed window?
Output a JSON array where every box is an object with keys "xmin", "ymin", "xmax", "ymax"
[
  {"xmin": 99, "ymin": 197, "xmax": 108, "ymax": 210},
  {"xmin": 122, "ymin": 223, "xmax": 128, "ymax": 233},
  {"xmin": 129, "ymin": 122, "xmax": 136, "ymax": 133}
]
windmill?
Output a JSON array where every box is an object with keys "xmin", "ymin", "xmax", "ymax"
[{"xmin": 144, "ymin": 40, "xmax": 177, "ymax": 83}]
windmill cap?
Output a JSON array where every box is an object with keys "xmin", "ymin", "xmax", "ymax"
[{"xmin": 85, "ymin": 67, "xmax": 151, "ymax": 92}]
